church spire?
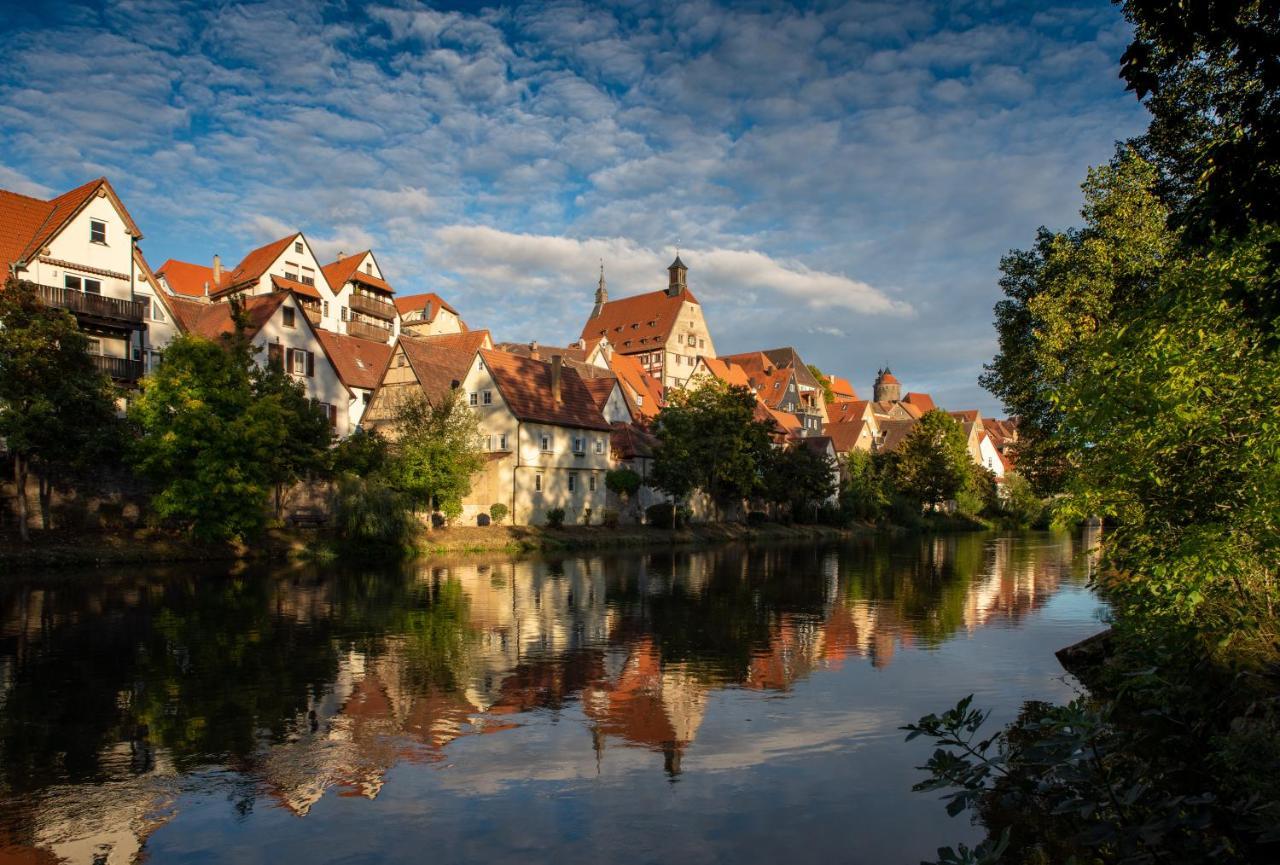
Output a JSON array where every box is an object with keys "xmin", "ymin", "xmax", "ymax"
[
  {"xmin": 667, "ymin": 251, "xmax": 687, "ymax": 296},
  {"xmin": 591, "ymin": 260, "xmax": 608, "ymax": 319}
]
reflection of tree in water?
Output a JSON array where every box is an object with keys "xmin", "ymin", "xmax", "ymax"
[{"xmin": 0, "ymin": 533, "xmax": 1084, "ymax": 858}]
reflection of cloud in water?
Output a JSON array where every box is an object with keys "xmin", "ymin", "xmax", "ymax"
[{"xmin": 0, "ymin": 532, "xmax": 1093, "ymax": 859}]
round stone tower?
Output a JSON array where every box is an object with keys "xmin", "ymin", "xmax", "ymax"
[{"xmin": 873, "ymin": 367, "xmax": 901, "ymax": 403}]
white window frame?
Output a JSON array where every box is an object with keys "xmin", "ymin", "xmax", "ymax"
[
  {"xmin": 498, "ymin": 433, "xmax": 508, "ymax": 450},
  {"xmin": 469, "ymin": 392, "xmax": 478, "ymax": 406},
  {"xmin": 540, "ymin": 433, "xmax": 553, "ymax": 452},
  {"xmin": 89, "ymin": 219, "xmax": 106, "ymax": 244},
  {"xmin": 483, "ymin": 390, "xmax": 493, "ymax": 405},
  {"xmin": 593, "ymin": 438, "xmax": 605, "ymax": 454},
  {"xmin": 573, "ymin": 436, "xmax": 585, "ymax": 454}
]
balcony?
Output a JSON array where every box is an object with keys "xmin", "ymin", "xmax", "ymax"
[
  {"xmin": 35, "ymin": 283, "xmax": 146, "ymax": 329},
  {"xmin": 91, "ymin": 354, "xmax": 144, "ymax": 382},
  {"xmin": 347, "ymin": 317, "xmax": 392, "ymax": 342},
  {"xmin": 303, "ymin": 305, "xmax": 322, "ymax": 325},
  {"xmin": 349, "ymin": 292, "xmax": 398, "ymax": 321}
]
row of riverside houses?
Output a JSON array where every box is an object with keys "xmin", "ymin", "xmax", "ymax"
[{"xmin": 1, "ymin": 177, "xmax": 1016, "ymax": 527}]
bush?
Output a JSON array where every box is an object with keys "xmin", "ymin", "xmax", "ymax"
[
  {"xmin": 601, "ymin": 508, "xmax": 620, "ymax": 528},
  {"xmin": 998, "ymin": 473, "xmax": 1045, "ymax": 528},
  {"xmin": 746, "ymin": 510, "xmax": 770, "ymax": 527},
  {"xmin": 332, "ymin": 476, "xmax": 412, "ymax": 547},
  {"xmin": 605, "ymin": 467, "xmax": 641, "ymax": 499},
  {"xmin": 645, "ymin": 502, "xmax": 680, "ymax": 528},
  {"xmin": 489, "ymin": 502, "xmax": 509, "ymax": 525},
  {"xmin": 544, "ymin": 507, "xmax": 565, "ymax": 528}
]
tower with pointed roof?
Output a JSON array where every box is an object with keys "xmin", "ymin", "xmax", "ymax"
[
  {"xmin": 666, "ymin": 254, "xmax": 687, "ymax": 296},
  {"xmin": 591, "ymin": 262, "xmax": 608, "ymax": 318},
  {"xmin": 873, "ymin": 367, "xmax": 901, "ymax": 403}
]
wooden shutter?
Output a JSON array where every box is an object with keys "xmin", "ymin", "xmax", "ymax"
[
  {"xmin": 306, "ymin": 350, "xmax": 315, "ymax": 378},
  {"xmin": 328, "ymin": 404, "xmax": 338, "ymax": 428},
  {"xmin": 268, "ymin": 343, "xmax": 283, "ymax": 369},
  {"xmin": 285, "ymin": 347, "xmax": 294, "ymax": 372}
]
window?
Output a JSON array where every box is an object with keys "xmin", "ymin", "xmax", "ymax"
[
  {"xmin": 483, "ymin": 390, "xmax": 492, "ymax": 405},
  {"xmin": 85, "ymin": 337, "xmax": 101, "ymax": 355},
  {"xmin": 365, "ymin": 262, "xmax": 373, "ymax": 274},
  {"xmin": 469, "ymin": 392, "xmax": 478, "ymax": 406},
  {"xmin": 572, "ymin": 436, "xmax": 585, "ymax": 454},
  {"xmin": 589, "ymin": 475, "xmax": 597, "ymax": 492},
  {"xmin": 594, "ymin": 438, "xmax": 605, "ymax": 454},
  {"xmin": 147, "ymin": 350, "xmax": 163, "ymax": 371},
  {"xmin": 323, "ymin": 301, "xmax": 330, "ymax": 317},
  {"xmin": 535, "ymin": 473, "xmax": 543, "ymax": 492},
  {"xmin": 282, "ymin": 307, "xmax": 296, "ymax": 328},
  {"xmin": 483, "ymin": 434, "xmax": 492, "ymax": 450},
  {"xmin": 64, "ymin": 275, "xmax": 81, "ymax": 291},
  {"xmin": 139, "ymin": 297, "xmax": 152, "ymax": 320},
  {"xmin": 568, "ymin": 474, "xmax": 577, "ymax": 492},
  {"xmin": 294, "ymin": 241, "xmax": 304, "ymax": 253},
  {"xmin": 151, "ymin": 300, "xmax": 165, "ymax": 322},
  {"xmin": 699, "ymin": 338, "xmax": 705, "ymax": 349},
  {"xmin": 498, "ymin": 433, "xmax": 508, "ymax": 450},
  {"xmin": 284, "ymin": 261, "xmax": 300, "ymax": 281},
  {"xmin": 84, "ymin": 279, "xmax": 101, "ymax": 294},
  {"xmin": 286, "ymin": 348, "xmax": 314, "ymax": 377},
  {"xmin": 300, "ymin": 266, "xmax": 315, "ymax": 286},
  {"xmin": 341, "ymin": 307, "xmax": 349, "ymax": 321},
  {"xmin": 540, "ymin": 434, "xmax": 552, "ymax": 452},
  {"xmin": 90, "ymin": 219, "xmax": 106, "ymax": 244},
  {"xmin": 268, "ymin": 343, "xmax": 283, "ymax": 369}
]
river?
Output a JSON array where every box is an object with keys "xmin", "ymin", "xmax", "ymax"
[{"xmin": 0, "ymin": 529, "xmax": 1105, "ymax": 864}]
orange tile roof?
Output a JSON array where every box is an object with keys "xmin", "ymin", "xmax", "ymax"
[
  {"xmin": 480, "ymin": 350, "xmax": 612, "ymax": 431},
  {"xmin": 395, "ymin": 291, "xmax": 460, "ymax": 320},
  {"xmin": 608, "ymin": 352, "xmax": 664, "ymax": 420},
  {"xmin": 824, "ymin": 419, "xmax": 874, "ymax": 453},
  {"xmin": 902, "ymin": 392, "xmax": 936, "ymax": 412},
  {"xmin": 389, "ymin": 339, "xmax": 477, "ymax": 406},
  {"xmin": 1, "ymin": 178, "xmax": 140, "ymax": 269},
  {"xmin": 698, "ymin": 356, "xmax": 754, "ymax": 390},
  {"xmin": 219, "ymin": 234, "xmax": 298, "ymax": 292},
  {"xmin": 949, "ymin": 409, "xmax": 980, "ymax": 423},
  {"xmin": 828, "ymin": 399, "xmax": 872, "ymax": 424},
  {"xmin": 156, "ymin": 258, "xmax": 217, "ymax": 297},
  {"xmin": 495, "ymin": 341, "xmax": 591, "ymax": 363},
  {"xmin": 169, "ymin": 292, "xmax": 289, "ymax": 341},
  {"xmin": 828, "ymin": 375, "xmax": 858, "ymax": 401},
  {"xmin": 316, "ymin": 330, "xmax": 393, "ymax": 391},
  {"xmin": 879, "ymin": 370, "xmax": 900, "ymax": 384},
  {"xmin": 610, "ymin": 421, "xmax": 658, "ymax": 458},
  {"xmin": 719, "ymin": 351, "xmax": 794, "ymax": 409},
  {"xmin": 581, "ymin": 376, "xmax": 622, "ymax": 413},
  {"xmin": 898, "ymin": 400, "xmax": 925, "ymax": 420},
  {"xmin": 404, "ymin": 328, "xmax": 491, "ymax": 355},
  {"xmin": 579, "ymin": 288, "xmax": 696, "ymax": 350},
  {"xmin": 323, "ymin": 252, "xmax": 396, "ymax": 295},
  {"xmin": 768, "ymin": 407, "xmax": 803, "ymax": 434},
  {"xmin": 270, "ymin": 274, "xmax": 322, "ymax": 299}
]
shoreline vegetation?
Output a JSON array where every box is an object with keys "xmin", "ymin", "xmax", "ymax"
[{"xmin": 0, "ymin": 516, "xmax": 997, "ymax": 570}]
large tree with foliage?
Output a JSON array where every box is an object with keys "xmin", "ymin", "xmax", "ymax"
[
  {"xmin": 251, "ymin": 362, "xmax": 332, "ymax": 518},
  {"xmin": 886, "ymin": 410, "xmax": 970, "ymax": 511},
  {"xmin": 129, "ymin": 333, "xmax": 286, "ymax": 541},
  {"xmin": 389, "ymin": 390, "xmax": 483, "ymax": 523},
  {"xmin": 762, "ymin": 444, "xmax": 836, "ymax": 521},
  {"xmin": 650, "ymin": 379, "xmax": 774, "ymax": 516},
  {"xmin": 0, "ymin": 280, "xmax": 121, "ymax": 541}
]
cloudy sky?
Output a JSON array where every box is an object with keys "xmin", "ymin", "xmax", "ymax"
[{"xmin": 0, "ymin": 0, "xmax": 1147, "ymax": 412}]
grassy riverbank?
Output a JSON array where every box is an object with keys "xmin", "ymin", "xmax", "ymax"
[{"xmin": 0, "ymin": 521, "xmax": 894, "ymax": 569}]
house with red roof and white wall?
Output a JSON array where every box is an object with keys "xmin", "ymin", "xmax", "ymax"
[
  {"xmin": 580, "ymin": 258, "xmax": 716, "ymax": 392},
  {"xmin": 321, "ymin": 251, "xmax": 400, "ymax": 345},
  {"xmin": 395, "ymin": 292, "xmax": 467, "ymax": 337}
]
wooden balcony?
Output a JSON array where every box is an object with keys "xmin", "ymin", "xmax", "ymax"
[
  {"xmin": 347, "ymin": 318, "xmax": 392, "ymax": 342},
  {"xmin": 303, "ymin": 305, "xmax": 322, "ymax": 325},
  {"xmin": 91, "ymin": 355, "xmax": 144, "ymax": 382},
  {"xmin": 349, "ymin": 292, "xmax": 397, "ymax": 321},
  {"xmin": 35, "ymin": 283, "xmax": 146, "ymax": 329}
]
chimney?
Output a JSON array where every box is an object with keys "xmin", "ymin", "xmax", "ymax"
[
  {"xmin": 213, "ymin": 254, "xmax": 222, "ymax": 286},
  {"xmin": 550, "ymin": 354, "xmax": 563, "ymax": 404},
  {"xmin": 203, "ymin": 280, "xmax": 209, "ymax": 297},
  {"xmin": 338, "ymin": 250, "xmax": 345, "ymax": 260},
  {"xmin": 529, "ymin": 339, "xmax": 540, "ymax": 360}
]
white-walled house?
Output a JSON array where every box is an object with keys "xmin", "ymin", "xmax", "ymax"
[
  {"xmin": 395, "ymin": 292, "xmax": 468, "ymax": 336},
  {"xmin": 1, "ymin": 178, "xmax": 151, "ymax": 385},
  {"xmin": 314, "ymin": 330, "xmax": 392, "ymax": 430},
  {"xmin": 171, "ymin": 291, "xmax": 354, "ymax": 437},
  {"xmin": 322, "ymin": 251, "xmax": 400, "ymax": 345}
]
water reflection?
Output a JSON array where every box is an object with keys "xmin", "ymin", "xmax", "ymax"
[{"xmin": 0, "ymin": 530, "xmax": 1100, "ymax": 864}]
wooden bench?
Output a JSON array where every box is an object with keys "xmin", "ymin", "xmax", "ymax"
[{"xmin": 286, "ymin": 508, "xmax": 329, "ymax": 528}]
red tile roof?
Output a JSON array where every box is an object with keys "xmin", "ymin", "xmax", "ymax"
[
  {"xmin": 156, "ymin": 258, "xmax": 217, "ymax": 297},
  {"xmin": 608, "ymin": 352, "xmax": 664, "ymax": 420},
  {"xmin": 1, "ymin": 178, "xmax": 141, "ymax": 269},
  {"xmin": 579, "ymin": 288, "xmax": 696, "ymax": 350},
  {"xmin": 480, "ymin": 350, "xmax": 612, "ymax": 431},
  {"xmin": 323, "ymin": 252, "xmax": 396, "ymax": 295},
  {"xmin": 879, "ymin": 370, "xmax": 900, "ymax": 385},
  {"xmin": 828, "ymin": 399, "xmax": 872, "ymax": 424},
  {"xmin": 581, "ymin": 376, "xmax": 622, "ymax": 413},
  {"xmin": 395, "ymin": 291, "xmax": 460, "ymax": 320},
  {"xmin": 902, "ymin": 392, "xmax": 936, "ymax": 412},
  {"xmin": 396, "ymin": 338, "xmax": 479, "ymax": 405},
  {"xmin": 316, "ymin": 330, "xmax": 393, "ymax": 391},
  {"xmin": 219, "ymin": 234, "xmax": 298, "ymax": 292},
  {"xmin": 698, "ymin": 356, "xmax": 754, "ymax": 390},
  {"xmin": 877, "ymin": 419, "xmax": 917, "ymax": 453},
  {"xmin": 404, "ymin": 328, "xmax": 491, "ymax": 355},
  {"xmin": 824, "ymin": 420, "xmax": 874, "ymax": 453},
  {"xmin": 495, "ymin": 341, "xmax": 591, "ymax": 363},
  {"xmin": 719, "ymin": 351, "xmax": 794, "ymax": 409},
  {"xmin": 270, "ymin": 274, "xmax": 323, "ymax": 299},
  {"xmin": 610, "ymin": 421, "xmax": 658, "ymax": 459},
  {"xmin": 169, "ymin": 292, "xmax": 289, "ymax": 341},
  {"xmin": 827, "ymin": 375, "xmax": 858, "ymax": 402}
]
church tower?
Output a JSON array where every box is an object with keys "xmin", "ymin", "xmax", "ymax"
[
  {"xmin": 873, "ymin": 367, "xmax": 901, "ymax": 403},
  {"xmin": 591, "ymin": 262, "xmax": 608, "ymax": 319},
  {"xmin": 666, "ymin": 254, "xmax": 687, "ymax": 296}
]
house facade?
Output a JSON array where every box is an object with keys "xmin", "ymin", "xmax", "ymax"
[
  {"xmin": 395, "ymin": 293, "xmax": 467, "ymax": 337},
  {"xmin": 322, "ymin": 251, "xmax": 400, "ymax": 344},
  {"xmin": 580, "ymin": 258, "xmax": 716, "ymax": 391}
]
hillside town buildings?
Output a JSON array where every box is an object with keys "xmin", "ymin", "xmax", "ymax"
[{"xmin": 2, "ymin": 175, "xmax": 1017, "ymax": 526}]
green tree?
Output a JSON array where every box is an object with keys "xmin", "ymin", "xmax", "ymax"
[
  {"xmin": 807, "ymin": 364, "xmax": 836, "ymax": 403},
  {"xmin": 887, "ymin": 410, "xmax": 970, "ymax": 511},
  {"xmin": 389, "ymin": 390, "xmax": 483, "ymax": 524},
  {"xmin": 981, "ymin": 151, "xmax": 1173, "ymax": 492},
  {"xmin": 129, "ymin": 333, "xmax": 285, "ymax": 541},
  {"xmin": 840, "ymin": 449, "xmax": 887, "ymax": 521},
  {"xmin": 251, "ymin": 362, "xmax": 332, "ymax": 518},
  {"xmin": 0, "ymin": 280, "xmax": 120, "ymax": 541},
  {"xmin": 762, "ymin": 444, "xmax": 836, "ymax": 522},
  {"xmin": 329, "ymin": 427, "xmax": 390, "ymax": 477},
  {"xmin": 651, "ymin": 379, "xmax": 774, "ymax": 517}
]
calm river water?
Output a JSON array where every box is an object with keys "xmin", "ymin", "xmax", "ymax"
[{"xmin": 0, "ymin": 530, "xmax": 1105, "ymax": 865}]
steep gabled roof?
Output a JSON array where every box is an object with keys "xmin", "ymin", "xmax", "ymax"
[
  {"xmin": 403, "ymin": 328, "xmax": 491, "ymax": 355},
  {"xmin": 827, "ymin": 375, "xmax": 858, "ymax": 402},
  {"xmin": 495, "ymin": 341, "xmax": 590, "ymax": 363},
  {"xmin": 1, "ymin": 178, "xmax": 142, "ymax": 269},
  {"xmin": 480, "ymin": 350, "xmax": 612, "ymax": 431},
  {"xmin": 759, "ymin": 347, "xmax": 823, "ymax": 392},
  {"xmin": 698, "ymin": 356, "xmax": 754, "ymax": 390},
  {"xmin": 316, "ymin": 330, "xmax": 393, "ymax": 391},
  {"xmin": 155, "ymin": 258, "xmax": 217, "ymax": 297},
  {"xmin": 902, "ymin": 392, "xmax": 936, "ymax": 412},
  {"xmin": 824, "ymin": 419, "xmax": 875, "ymax": 454},
  {"xmin": 720, "ymin": 352, "xmax": 795, "ymax": 409},
  {"xmin": 581, "ymin": 376, "xmax": 622, "ymax": 413},
  {"xmin": 323, "ymin": 251, "xmax": 395, "ymax": 295},
  {"xmin": 270, "ymin": 274, "xmax": 322, "ymax": 300},
  {"xmin": 580, "ymin": 288, "xmax": 696, "ymax": 348},
  {"xmin": 169, "ymin": 292, "xmax": 289, "ymax": 341},
  {"xmin": 611, "ymin": 421, "xmax": 658, "ymax": 459},
  {"xmin": 395, "ymin": 338, "xmax": 479, "ymax": 405},
  {"xmin": 608, "ymin": 352, "xmax": 664, "ymax": 421},
  {"xmin": 395, "ymin": 291, "xmax": 461, "ymax": 320},
  {"xmin": 827, "ymin": 399, "xmax": 873, "ymax": 424},
  {"xmin": 133, "ymin": 246, "xmax": 184, "ymax": 332},
  {"xmin": 219, "ymin": 234, "xmax": 298, "ymax": 291},
  {"xmin": 877, "ymin": 419, "xmax": 917, "ymax": 453}
]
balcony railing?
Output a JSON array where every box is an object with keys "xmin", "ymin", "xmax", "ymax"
[
  {"xmin": 349, "ymin": 292, "xmax": 398, "ymax": 321},
  {"xmin": 347, "ymin": 318, "xmax": 392, "ymax": 342},
  {"xmin": 35, "ymin": 283, "xmax": 146, "ymax": 328},
  {"xmin": 303, "ymin": 305, "xmax": 322, "ymax": 325},
  {"xmin": 90, "ymin": 355, "xmax": 144, "ymax": 382}
]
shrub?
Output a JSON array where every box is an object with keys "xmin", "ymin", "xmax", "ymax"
[
  {"xmin": 605, "ymin": 467, "xmax": 641, "ymax": 499},
  {"xmin": 998, "ymin": 473, "xmax": 1044, "ymax": 528},
  {"xmin": 746, "ymin": 510, "xmax": 770, "ymax": 527},
  {"xmin": 601, "ymin": 508, "xmax": 620, "ymax": 528},
  {"xmin": 645, "ymin": 502, "xmax": 679, "ymax": 528},
  {"xmin": 489, "ymin": 502, "xmax": 509, "ymax": 525},
  {"xmin": 332, "ymin": 475, "xmax": 412, "ymax": 547},
  {"xmin": 544, "ymin": 507, "xmax": 566, "ymax": 528}
]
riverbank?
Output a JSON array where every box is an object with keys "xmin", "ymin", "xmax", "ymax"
[{"xmin": 0, "ymin": 521, "xmax": 889, "ymax": 569}]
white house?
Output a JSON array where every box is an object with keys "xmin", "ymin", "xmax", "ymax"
[{"xmin": 322, "ymin": 251, "xmax": 400, "ymax": 345}]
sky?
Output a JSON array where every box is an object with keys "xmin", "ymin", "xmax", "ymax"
[{"xmin": 0, "ymin": 0, "xmax": 1149, "ymax": 413}]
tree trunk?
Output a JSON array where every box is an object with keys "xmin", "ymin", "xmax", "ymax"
[
  {"xmin": 275, "ymin": 483, "xmax": 283, "ymax": 520},
  {"xmin": 14, "ymin": 454, "xmax": 29, "ymax": 543},
  {"xmin": 38, "ymin": 473, "xmax": 52, "ymax": 531}
]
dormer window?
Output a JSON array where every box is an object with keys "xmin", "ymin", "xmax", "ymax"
[{"xmin": 90, "ymin": 220, "xmax": 106, "ymax": 244}]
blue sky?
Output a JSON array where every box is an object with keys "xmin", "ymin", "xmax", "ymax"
[{"xmin": 0, "ymin": 0, "xmax": 1147, "ymax": 412}]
